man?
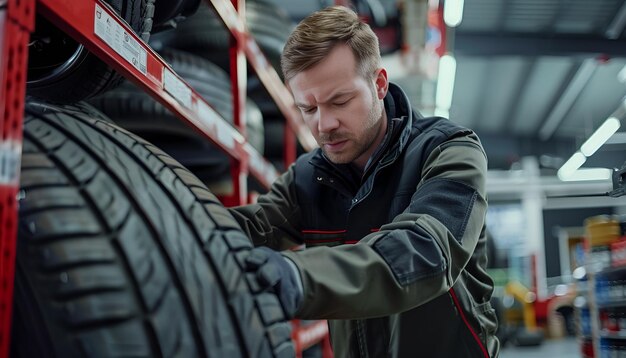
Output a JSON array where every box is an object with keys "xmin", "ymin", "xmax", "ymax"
[{"xmin": 229, "ymin": 5, "xmax": 499, "ymax": 357}]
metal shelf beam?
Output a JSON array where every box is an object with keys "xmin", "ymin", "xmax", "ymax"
[{"xmin": 37, "ymin": 0, "xmax": 280, "ymax": 192}]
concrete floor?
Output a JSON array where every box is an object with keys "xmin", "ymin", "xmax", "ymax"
[{"xmin": 500, "ymin": 337, "xmax": 580, "ymax": 358}]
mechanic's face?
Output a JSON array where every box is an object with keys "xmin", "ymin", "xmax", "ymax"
[{"xmin": 288, "ymin": 44, "xmax": 388, "ymax": 170}]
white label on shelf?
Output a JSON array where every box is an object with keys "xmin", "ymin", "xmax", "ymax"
[
  {"xmin": 94, "ymin": 4, "xmax": 148, "ymax": 75},
  {"xmin": 196, "ymin": 101, "xmax": 235, "ymax": 150},
  {"xmin": 94, "ymin": 4, "xmax": 147, "ymax": 74},
  {"xmin": 247, "ymin": 146, "xmax": 263, "ymax": 175},
  {"xmin": 0, "ymin": 141, "xmax": 21, "ymax": 185},
  {"xmin": 163, "ymin": 68, "xmax": 192, "ymax": 109}
]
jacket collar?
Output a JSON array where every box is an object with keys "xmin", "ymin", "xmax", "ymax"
[{"xmin": 376, "ymin": 83, "xmax": 414, "ymax": 167}]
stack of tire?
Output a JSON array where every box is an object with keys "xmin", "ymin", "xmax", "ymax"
[
  {"xmin": 149, "ymin": 0, "xmax": 290, "ymax": 73},
  {"xmin": 16, "ymin": 1, "xmax": 294, "ymax": 356},
  {"xmin": 26, "ymin": 0, "xmax": 157, "ymax": 103},
  {"xmin": 88, "ymin": 48, "xmax": 265, "ymax": 195},
  {"xmin": 149, "ymin": 0, "xmax": 298, "ymax": 171}
]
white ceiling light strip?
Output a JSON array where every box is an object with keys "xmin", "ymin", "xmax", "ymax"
[
  {"xmin": 580, "ymin": 117, "xmax": 621, "ymax": 157},
  {"xmin": 443, "ymin": 0, "xmax": 464, "ymax": 27},
  {"xmin": 606, "ymin": 1, "xmax": 626, "ymax": 39},
  {"xmin": 557, "ymin": 152, "xmax": 586, "ymax": 180},
  {"xmin": 559, "ymin": 168, "xmax": 612, "ymax": 182},
  {"xmin": 435, "ymin": 54, "xmax": 456, "ymax": 118},
  {"xmin": 557, "ymin": 98, "xmax": 625, "ymax": 182}
]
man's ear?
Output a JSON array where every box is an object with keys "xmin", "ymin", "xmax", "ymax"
[{"xmin": 374, "ymin": 68, "xmax": 388, "ymax": 99}]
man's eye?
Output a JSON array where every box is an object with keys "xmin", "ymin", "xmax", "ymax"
[
  {"xmin": 334, "ymin": 100, "xmax": 349, "ymax": 106},
  {"xmin": 303, "ymin": 107, "xmax": 316, "ymax": 114}
]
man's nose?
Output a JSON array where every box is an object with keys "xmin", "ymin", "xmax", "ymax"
[{"xmin": 317, "ymin": 108, "xmax": 340, "ymax": 133}]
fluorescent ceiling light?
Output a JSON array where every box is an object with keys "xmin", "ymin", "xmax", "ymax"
[
  {"xmin": 434, "ymin": 108, "xmax": 449, "ymax": 118},
  {"xmin": 435, "ymin": 54, "xmax": 456, "ymax": 114},
  {"xmin": 606, "ymin": 3, "xmax": 626, "ymax": 39},
  {"xmin": 580, "ymin": 117, "xmax": 621, "ymax": 157},
  {"xmin": 619, "ymin": 65, "xmax": 626, "ymax": 83},
  {"xmin": 444, "ymin": 0, "xmax": 464, "ymax": 27},
  {"xmin": 559, "ymin": 168, "xmax": 612, "ymax": 182},
  {"xmin": 557, "ymin": 152, "xmax": 586, "ymax": 180}
]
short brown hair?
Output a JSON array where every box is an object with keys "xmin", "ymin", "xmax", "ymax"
[{"xmin": 281, "ymin": 6, "xmax": 381, "ymax": 82}]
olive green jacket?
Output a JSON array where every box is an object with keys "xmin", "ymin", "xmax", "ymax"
[{"xmin": 230, "ymin": 84, "xmax": 499, "ymax": 357}]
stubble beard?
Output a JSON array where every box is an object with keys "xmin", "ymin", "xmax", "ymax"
[{"xmin": 321, "ymin": 95, "xmax": 383, "ymax": 165}]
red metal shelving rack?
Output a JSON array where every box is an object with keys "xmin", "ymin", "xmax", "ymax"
[
  {"xmin": 0, "ymin": 0, "xmax": 328, "ymax": 356},
  {"xmin": 0, "ymin": 0, "xmax": 35, "ymax": 356}
]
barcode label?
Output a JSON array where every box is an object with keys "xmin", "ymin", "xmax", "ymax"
[
  {"xmin": 94, "ymin": 4, "xmax": 147, "ymax": 74},
  {"xmin": 196, "ymin": 101, "xmax": 235, "ymax": 150},
  {"xmin": 0, "ymin": 142, "xmax": 21, "ymax": 185},
  {"xmin": 163, "ymin": 68, "xmax": 192, "ymax": 109}
]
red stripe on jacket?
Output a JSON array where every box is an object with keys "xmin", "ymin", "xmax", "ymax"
[
  {"xmin": 302, "ymin": 229, "xmax": 347, "ymax": 234},
  {"xmin": 449, "ymin": 288, "xmax": 490, "ymax": 358}
]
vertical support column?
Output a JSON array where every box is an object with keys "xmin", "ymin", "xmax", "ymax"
[
  {"xmin": 521, "ymin": 156, "xmax": 548, "ymax": 299},
  {"xmin": 0, "ymin": 0, "xmax": 34, "ymax": 355},
  {"xmin": 228, "ymin": 0, "xmax": 248, "ymax": 205}
]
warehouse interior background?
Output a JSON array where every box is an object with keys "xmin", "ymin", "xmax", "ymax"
[
  {"xmin": 16, "ymin": 0, "xmax": 626, "ymax": 356},
  {"xmin": 251, "ymin": 0, "xmax": 626, "ymax": 278},
  {"xmin": 248, "ymin": 0, "xmax": 626, "ymax": 355}
]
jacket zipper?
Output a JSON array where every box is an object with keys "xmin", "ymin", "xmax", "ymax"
[
  {"xmin": 349, "ymin": 156, "xmax": 397, "ymax": 211},
  {"xmin": 356, "ymin": 319, "xmax": 369, "ymax": 358}
]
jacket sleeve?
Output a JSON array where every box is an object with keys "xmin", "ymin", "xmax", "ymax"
[
  {"xmin": 227, "ymin": 165, "xmax": 303, "ymax": 250},
  {"xmin": 283, "ymin": 134, "xmax": 488, "ymax": 319}
]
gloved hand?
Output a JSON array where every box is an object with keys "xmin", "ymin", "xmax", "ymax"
[{"xmin": 245, "ymin": 247, "xmax": 303, "ymax": 318}]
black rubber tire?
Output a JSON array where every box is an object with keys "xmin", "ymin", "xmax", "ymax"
[
  {"xmin": 148, "ymin": 0, "xmax": 292, "ymax": 73},
  {"xmin": 263, "ymin": 118, "xmax": 306, "ymax": 171},
  {"xmin": 26, "ymin": 0, "xmax": 155, "ymax": 104},
  {"xmin": 88, "ymin": 49, "xmax": 264, "ymax": 188},
  {"xmin": 152, "ymin": 0, "xmax": 201, "ymax": 28},
  {"xmin": 11, "ymin": 100, "xmax": 293, "ymax": 357},
  {"xmin": 91, "ymin": 48, "xmax": 234, "ymax": 120},
  {"xmin": 248, "ymin": 77, "xmax": 283, "ymax": 118}
]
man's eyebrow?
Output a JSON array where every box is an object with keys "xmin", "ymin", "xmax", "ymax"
[
  {"xmin": 323, "ymin": 90, "xmax": 356, "ymax": 103},
  {"xmin": 295, "ymin": 90, "xmax": 357, "ymax": 108}
]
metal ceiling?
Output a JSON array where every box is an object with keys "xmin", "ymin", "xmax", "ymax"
[{"xmin": 450, "ymin": 0, "xmax": 626, "ymax": 170}]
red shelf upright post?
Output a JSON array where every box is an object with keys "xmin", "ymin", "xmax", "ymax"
[
  {"xmin": 227, "ymin": 0, "xmax": 248, "ymax": 206},
  {"xmin": 2, "ymin": 0, "xmax": 326, "ymax": 356},
  {"xmin": 0, "ymin": 0, "xmax": 35, "ymax": 355},
  {"xmin": 207, "ymin": 0, "xmax": 317, "ymax": 157}
]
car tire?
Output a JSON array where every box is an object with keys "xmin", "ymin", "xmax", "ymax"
[
  {"xmin": 88, "ymin": 49, "xmax": 264, "ymax": 189},
  {"xmin": 11, "ymin": 100, "xmax": 293, "ymax": 357},
  {"xmin": 26, "ymin": 0, "xmax": 155, "ymax": 103}
]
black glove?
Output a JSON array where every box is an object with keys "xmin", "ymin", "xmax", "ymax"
[{"xmin": 245, "ymin": 247, "xmax": 303, "ymax": 318}]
